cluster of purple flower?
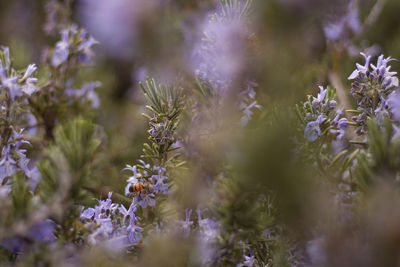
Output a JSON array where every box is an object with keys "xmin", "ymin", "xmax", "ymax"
[
  {"xmin": 192, "ymin": 0, "xmax": 261, "ymax": 126},
  {"xmin": 302, "ymin": 86, "xmax": 348, "ymax": 142},
  {"xmin": 47, "ymin": 25, "xmax": 101, "ymax": 109},
  {"xmin": 174, "ymin": 208, "xmax": 220, "ymax": 265},
  {"xmin": 0, "ymin": 47, "xmax": 41, "ymax": 189},
  {"xmin": 0, "ymin": 20, "xmax": 104, "ymax": 255},
  {"xmin": 51, "ymin": 25, "xmax": 99, "ymax": 67},
  {"xmin": 80, "ymin": 192, "xmax": 143, "ymax": 250},
  {"xmin": 348, "ymin": 53, "xmax": 399, "ymax": 134},
  {"xmin": 123, "ymin": 161, "xmax": 169, "ymax": 208}
]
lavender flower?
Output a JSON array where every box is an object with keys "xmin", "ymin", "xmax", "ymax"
[
  {"xmin": 0, "ymin": 146, "xmax": 18, "ymax": 182},
  {"xmin": 192, "ymin": 2, "xmax": 250, "ymax": 97},
  {"xmin": 195, "ymin": 209, "xmax": 220, "ymax": 265},
  {"xmin": 301, "ymin": 86, "xmax": 348, "ymax": 142},
  {"xmin": 22, "ymin": 64, "xmax": 37, "ymax": 80},
  {"xmin": 312, "ymin": 86, "xmax": 328, "ymax": 108},
  {"xmin": 51, "ymin": 26, "xmax": 99, "ymax": 67},
  {"xmin": 77, "ymin": 34, "xmax": 99, "ymax": 64},
  {"xmin": 127, "ymin": 201, "xmax": 138, "ymax": 223},
  {"xmin": 349, "ymin": 53, "xmax": 398, "ymax": 96},
  {"xmin": 81, "ymin": 208, "xmax": 95, "ymax": 220},
  {"xmin": 177, "ymin": 209, "xmax": 194, "ymax": 237},
  {"xmin": 0, "ymin": 47, "xmax": 39, "ymax": 98},
  {"xmin": 324, "ymin": 0, "xmax": 361, "ymax": 41},
  {"xmin": 26, "ymin": 220, "xmax": 56, "ymax": 243},
  {"xmin": 22, "ymin": 78, "xmax": 39, "ymax": 95},
  {"xmin": 127, "ymin": 223, "xmax": 143, "ymax": 244},
  {"xmin": 152, "ymin": 166, "xmax": 168, "ymax": 194},
  {"xmin": 0, "ymin": 48, "xmax": 42, "ymax": 188},
  {"xmin": 138, "ymin": 193, "xmax": 156, "ymax": 208},
  {"xmin": 52, "ymin": 30, "xmax": 70, "ymax": 66},
  {"xmin": 0, "ymin": 73, "xmax": 21, "ymax": 100},
  {"xmin": 330, "ymin": 110, "xmax": 348, "ymax": 140},
  {"xmin": 66, "ymin": 81, "xmax": 101, "ymax": 108},
  {"xmin": 80, "ymin": 192, "xmax": 143, "ymax": 247},
  {"xmin": 349, "ymin": 53, "xmax": 399, "ymax": 134},
  {"xmin": 304, "ymin": 114, "xmax": 326, "ymax": 142}
]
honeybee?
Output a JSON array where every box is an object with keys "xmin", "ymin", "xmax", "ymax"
[{"xmin": 128, "ymin": 181, "xmax": 154, "ymax": 196}]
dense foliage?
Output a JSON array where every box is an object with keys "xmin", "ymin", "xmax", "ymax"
[{"xmin": 1, "ymin": 0, "xmax": 400, "ymax": 266}]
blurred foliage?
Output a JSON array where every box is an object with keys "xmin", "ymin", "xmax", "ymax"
[{"xmin": 1, "ymin": 0, "xmax": 400, "ymax": 266}]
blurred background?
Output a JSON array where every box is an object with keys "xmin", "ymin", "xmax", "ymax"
[
  {"xmin": 1, "ymin": 0, "xmax": 398, "ymax": 197},
  {"xmin": 0, "ymin": 0, "xmax": 400, "ymax": 266}
]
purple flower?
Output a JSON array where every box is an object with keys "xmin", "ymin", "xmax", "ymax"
[
  {"xmin": 330, "ymin": 109, "xmax": 348, "ymax": 140},
  {"xmin": 328, "ymin": 100, "xmax": 337, "ymax": 109},
  {"xmin": 312, "ymin": 86, "xmax": 327, "ymax": 108},
  {"xmin": 26, "ymin": 220, "xmax": 56, "ymax": 243},
  {"xmin": 22, "ymin": 64, "xmax": 37, "ymax": 80},
  {"xmin": 304, "ymin": 115, "xmax": 326, "ymax": 142},
  {"xmin": 52, "ymin": 30, "xmax": 70, "ymax": 66},
  {"xmin": 348, "ymin": 52, "xmax": 371, "ymax": 80},
  {"xmin": 22, "ymin": 78, "xmax": 39, "ymax": 95},
  {"xmin": 0, "ymin": 72, "xmax": 22, "ymax": 100},
  {"xmin": 91, "ymin": 218, "xmax": 114, "ymax": 242},
  {"xmin": 123, "ymin": 164, "xmax": 139, "ymax": 177},
  {"xmin": 237, "ymin": 252, "xmax": 256, "ymax": 267},
  {"xmin": 78, "ymin": 35, "xmax": 99, "ymax": 52},
  {"xmin": 192, "ymin": 2, "xmax": 251, "ymax": 97},
  {"xmin": 138, "ymin": 193, "xmax": 156, "ymax": 208},
  {"xmin": 65, "ymin": 82, "xmax": 101, "ymax": 108},
  {"xmin": 194, "ymin": 209, "xmax": 220, "ymax": 265},
  {"xmin": 196, "ymin": 209, "xmax": 219, "ymax": 241},
  {"xmin": 324, "ymin": 20, "xmax": 344, "ymax": 41},
  {"xmin": 105, "ymin": 192, "xmax": 113, "ymax": 209},
  {"xmin": 370, "ymin": 55, "xmax": 398, "ymax": 89},
  {"xmin": 23, "ymin": 164, "xmax": 41, "ymax": 191},
  {"xmin": 349, "ymin": 53, "xmax": 398, "ymax": 89},
  {"xmin": 177, "ymin": 209, "xmax": 193, "ymax": 237},
  {"xmin": 81, "ymin": 82, "xmax": 101, "ymax": 108},
  {"xmin": 127, "ymin": 201, "xmax": 138, "ymax": 223},
  {"xmin": 77, "ymin": 34, "xmax": 99, "ymax": 64},
  {"xmin": 119, "ymin": 201, "xmax": 142, "ymax": 244},
  {"xmin": 152, "ymin": 166, "xmax": 168, "ymax": 194},
  {"xmin": 127, "ymin": 223, "xmax": 143, "ymax": 244},
  {"xmin": 138, "ymin": 159, "xmax": 150, "ymax": 169},
  {"xmin": 26, "ymin": 113, "xmax": 38, "ymax": 136},
  {"xmin": 0, "ymin": 146, "xmax": 18, "ymax": 182},
  {"xmin": 348, "ymin": 53, "xmax": 398, "ymax": 134},
  {"xmin": 81, "ymin": 208, "xmax": 95, "ymax": 220}
]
